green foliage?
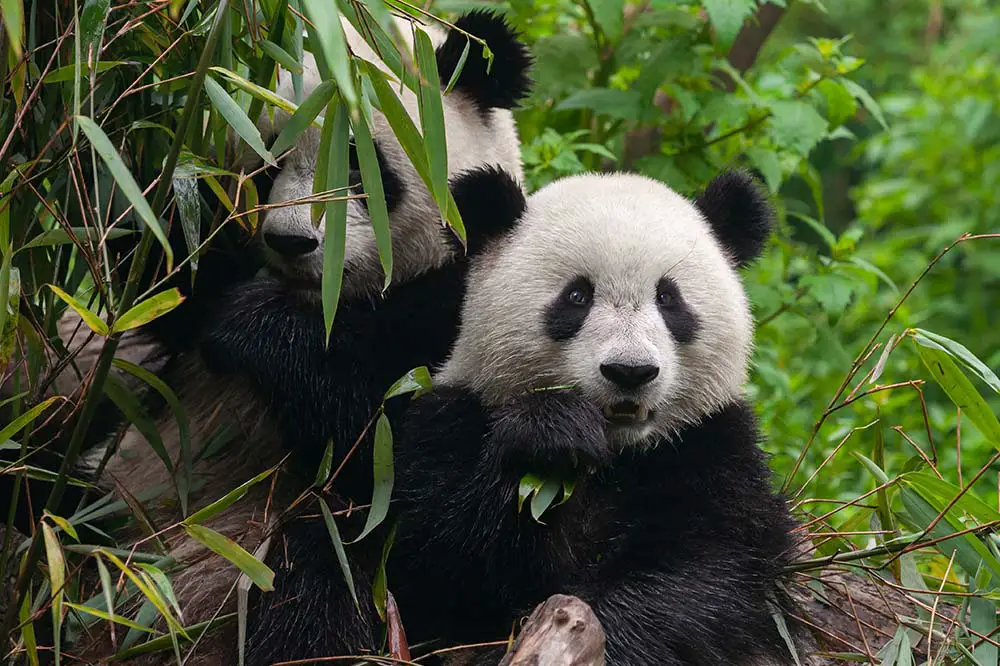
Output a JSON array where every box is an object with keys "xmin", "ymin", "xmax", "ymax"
[{"xmin": 2, "ymin": 0, "xmax": 1000, "ymax": 663}]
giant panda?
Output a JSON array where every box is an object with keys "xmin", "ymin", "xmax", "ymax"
[
  {"xmin": 8, "ymin": 10, "xmax": 532, "ymax": 666},
  {"xmin": 244, "ymin": 168, "xmax": 807, "ymax": 666}
]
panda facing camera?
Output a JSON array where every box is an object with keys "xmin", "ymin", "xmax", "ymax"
[{"xmin": 249, "ymin": 168, "xmax": 808, "ymax": 666}]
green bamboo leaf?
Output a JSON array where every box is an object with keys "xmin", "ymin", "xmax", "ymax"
[
  {"xmin": 18, "ymin": 583, "xmax": 39, "ymax": 666},
  {"xmin": 184, "ymin": 524, "xmax": 275, "ymax": 591},
  {"xmin": 350, "ymin": 412, "xmax": 393, "ymax": 543},
  {"xmin": 414, "ymin": 26, "xmax": 448, "ymax": 220},
  {"xmin": 42, "ymin": 522, "xmax": 65, "ymax": 665},
  {"xmin": 702, "ymin": 0, "xmax": 755, "ymax": 49},
  {"xmin": 518, "ymin": 472, "xmax": 545, "ymax": 513},
  {"xmin": 319, "ymin": 498, "xmax": 358, "ymax": 608},
  {"xmin": 271, "ymin": 80, "xmax": 335, "ymax": 157},
  {"xmin": 767, "ymin": 600, "xmax": 803, "ymax": 666},
  {"xmin": 209, "ymin": 66, "xmax": 300, "ymax": 117},
  {"xmin": 912, "ymin": 328, "xmax": 1000, "ymax": 395},
  {"xmin": 903, "ymin": 470, "xmax": 1000, "ymax": 524},
  {"xmin": 46, "ymin": 284, "xmax": 108, "ymax": 335},
  {"xmin": 1, "ymin": 0, "xmax": 24, "ymax": 57},
  {"xmin": 322, "ymin": 99, "xmax": 350, "ymax": 341},
  {"xmin": 43, "ymin": 61, "xmax": 128, "ymax": 83},
  {"xmin": 314, "ymin": 439, "xmax": 334, "ymax": 487},
  {"xmin": 0, "ymin": 259, "xmax": 18, "ymax": 366},
  {"xmin": 113, "ymin": 358, "xmax": 192, "ymax": 514},
  {"xmin": 204, "ymin": 76, "xmax": 276, "ymax": 166},
  {"xmin": 79, "ymin": 0, "xmax": 111, "ymax": 65},
  {"xmin": 443, "ymin": 39, "xmax": 471, "ymax": 95},
  {"xmin": 112, "ymin": 288, "xmax": 185, "ymax": 333},
  {"xmin": 136, "ymin": 564, "xmax": 183, "ymax": 621},
  {"xmin": 94, "ymin": 555, "xmax": 117, "ymax": 642},
  {"xmin": 172, "ymin": 176, "xmax": 201, "ymax": 276},
  {"xmin": 361, "ymin": 63, "xmax": 430, "ymax": 184},
  {"xmin": 529, "ymin": 478, "xmax": 561, "ymax": 523},
  {"xmin": 384, "ymin": 367, "xmax": 432, "ymax": 400},
  {"xmin": 910, "ymin": 334, "xmax": 1000, "ymax": 448},
  {"xmin": 63, "ymin": 602, "xmax": 155, "ymax": 633},
  {"xmin": 351, "ymin": 88, "xmax": 392, "ymax": 290},
  {"xmin": 182, "ymin": 466, "xmax": 276, "ymax": 526},
  {"xmin": 372, "ymin": 521, "xmax": 396, "ymax": 621},
  {"xmin": 99, "ymin": 550, "xmax": 189, "ymax": 638},
  {"xmin": 109, "ymin": 614, "xmax": 234, "ymax": 660},
  {"xmin": 75, "ymin": 115, "xmax": 173, "ymax": 269},
  {"xmin": 103, "ymin": 373, "xmax": 172, "ymax": 474},
  {"xmin": 44, "ymin": 511, "xmax": 79, "ymax": 541},
  {"xmin": 258, "ymin": 39, "xmax": 302, "ymax": 74},
  {"xmin": 20, "ymin": 227, "xmax": 135, "ymax": 250},
  {"xmin": 0, "ymin": 396, "xmax": 60, "ymax": 443},
  {"xmin": 850, "ymin": 451, "xmax": 889, "ymax": 485},
  {"xmin": 301, "ymin": 0, "xmax": 357, "ymax": 107}
]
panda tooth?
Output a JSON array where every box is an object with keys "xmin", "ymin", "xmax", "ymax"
[
  {"xmin": 636, "ymin": 406, "xmax": 649, "ymax": 421},
  {"xmin": 603, "ymin": 406, "xmax": 615, "ymax": 419}
]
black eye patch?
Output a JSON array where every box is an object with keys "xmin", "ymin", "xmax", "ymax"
[
  {"xmin": 544, "ymin": 277, "xmax": 594, "ymax": 342},
  {"xmin": 656, "ymin": 276, "xmax": 700, "ymax": 344},
  {"xmin": 348, "ymin": 140, "xmax": 404, "ymax": 213}
]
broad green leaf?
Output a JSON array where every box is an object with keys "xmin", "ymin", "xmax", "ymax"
[
  {"xmin": 43, "ymin": 61, "xmax": 128, "ymax": 83},
  {"xmin": 173, "ymin": 176, "xmax": 201, "ymax": 276},
  {"xmin": 529, "ymin": 478, "xmax": 561, "ymax": 523},
  {"xmin": 270, "ymin": 79, "xmax": 336, "ymax": 157},
  {"xmin": 767, "ymin": 100, "xmax": 829, "ymax": 157},
  {"xmin": 321, "ymin": 99, "xmax": 350, "ymax": 341},
  {"xmin": 184, "ymin": 524, "xmax": 275, "ymax": 591},
  {"xmin": 702, "ymin": 0, "xmax": 755, "ymax": 49},
  {"xmin": 912, "ymin": 328, "xmax": 1000, "ymax": 395},
  {"xmin": 384, "ymin": 367, "xmax": 432, "ymax": 400},
  {"xmin": 113, "ymin": 358, "xmax": 192, "ymax": 514},
  {"xmin": 841, "ymin": 77, "xmax": 888, "ymax": 130},
  {"xmin": 204, "ymin": 76, "xmax": 276, "ymax": 166},
  {"xmin": 182, "ymin": 466, "xmax": 276, "ymax": 525},
  {"xmin": 351, "ymin": 88, "xmax": 392, "ymax": 290},
  {"xmin": 21, "ymin": 227, "xmax": 134, "ymax": 250},
  {"xmin": 79, "ymin": 0, "xmax": 111, "ymax": 65},
  {"xmin": 911, "ymin": 335, "xmax": 1000, "ymax": 448},
  {"xmin": 817, "ymin": 79, "xmax": 858, "ymax": 128},
  {"xmin": 47, "ymin": 284, "xmax": 108, "ymax": 335},
  {"xmin": 0, "ymin": 396, "xmax": 60, "ymax": 443},
  {"xmin": 787, "ymin": 211, "xmax": 836, "ymax": 249},
  {"xmin": 258, "ymin": 39, "xmax": 302, "ymax": 73},
  {"xmin": 903, "ymin": 470, "xmax": 1000, "ymax": 525},
  {"xmin": 1, "ymin": 0, "xmax": 24, "ymax": 57},
  {"xmin": 350, "ymin": 412, "xmax": 394, "ymax": 543},
  {"xmin": 42, "ymin": 522, "xmax": 65, "ymax": 665},
  {"xmin": 301, "ymin": 0, "xmax": 357, "ymax": 107},
  {"xmin": 591, "ymin": 0, "xmax": 625, "ymax": 40},
  {"xmin": 75, "ymin": 115, "xmax": 173, "ymax": 269},
  {"xmin": 745, "ymin": 147, "xmax": 783, "ymax": 192},
  {"xmin": 103, "ymin": 373, "xmax": 172, "ymax": 473},
  {"xmin": 319, "ymin": 498, "xmax": 358, "ymax": 608},
  {"xmin": 112, "ymin": 288, "xmax": 185, "ymax": 333},
  {"xmin": 414, "ymin": 26, "xmax": 448, "ymax": 221},
  {"xmin": 556, "ymin": 88, "xmax": 642, "ymax": 121}
]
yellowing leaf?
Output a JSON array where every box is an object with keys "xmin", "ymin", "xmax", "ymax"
[
  {"xmin": 112, "ymin": 288, "xmax": 185, "ymax": 333},
  {"xmin": 47, "ymin": 284, "xmax": 108, "ymax": 335},
  {"xmin": 184, "ymin": 524, "xmax": 275, "ymax": 591}
]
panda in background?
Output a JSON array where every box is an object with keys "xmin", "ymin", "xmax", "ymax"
[
  {"xmin": 247, "ymin": 168, "xmax": 809, "ymax": 666},
  {"xmin": 20, "ymin": 10, "xmax": 533, "ymax": 666}
]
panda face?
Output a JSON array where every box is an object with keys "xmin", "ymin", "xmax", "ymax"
[
  {"xmin": 437, "ymin": 172, "xmax": 772, "ymax": 448},
  {"xmin": 256, "ymin": 13, "xmax": 531, "ymax": 301}
]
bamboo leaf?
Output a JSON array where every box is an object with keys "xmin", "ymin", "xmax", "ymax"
[
  {"xmin": 79, "ymin": 0, "xmax": 111, "ymax": 65},
  {"xmin": 204, "ymin": 76, "xmax": 276, "ymax": 166},
  {"xmin": 46, "ymin": 284, "xmax": 108, "ymax": 335},
  {"xmin": 413, "ymin": 26, "xmax": 448, "ymax": 221},
  {"xmin": 182, "ymin": 466, "xmax": 276, "ymax": 526},
  {"xmin": 350, "ymin": 412, "xmax": 393, "ymax": 543},
  {"xmin": 44, "ymin": 511, "xmax": 79, "ymax": 541},
  {"xmin": 18, "ymin": 582, "xmax": 39, "ymax": 666},
  {"xmin": 20, "ymin": 227, "xmax": 135, "ymax": 250},
  {"xmin": 351, "ymin": 87, "xmax": 392, "ymax": 290},
  {"xmin": 529, "ymin": 479, "xmax": 561, "ymax": 523},
  {"xmin": 322, "ymin": 99, "xmax": 350, "ymax": 341},
  {"xmin": 103, "ymin": 373, "xmax": 171, "ymax": 474},
  {"xmin": 43, "ymin": 60, "xmax": 128, "ymax": 83},
  {"xmin": 1, "ymin": 0, "xmax": 24, "ymax": 57},
  {"xmin": 75, "ymin": 115, "xmax": 174, "ymax": 269},
  {"xmin": 319, "ymin": 498, "xmax": 358, "ymax": 608},
  {"xmin": 270, "ymin": 80, "xmax": 335, "ymax": 157},
  {"xmin": 301, "ymin": 0, "xmax": 357, "ymax": 108},
  {"xmin": 0, "ymin": 396, "xmax": 60, "ymax": 443},
  {"xmin": 112, "ymin": 288, "xmax": 185, "ymax": 333},
  {"xmin": 42, "ymin": 522, "xmax": 65, "ymax": 665},
  {"xmin": 99, "ymin": 550, "xmax": 189, "ymax": 638},
  {"xmin": 209, "ymin": 66, "xmax": 300, "ymax": 117},
  {"xmin": 912, "ymin": 328, "xmax": 1000, "ymax": 395},
  {"xmin": 383, "ymin": 366, "xmax": 432, "ymax": 400},
  {"xmin": 258, "ymin": 39, "xmax": 302, "ymax": 73},
  {"xmin": 63, "ymin": 602, "xmax": 155, "ymax": 633},
  {"xmin": 184, "ymin": 524, "xmax": 275, "ymax": 591},
  {"xmin": 314, "ymin": 439, "xmax": 334, "ymax": 487},
  {"xmin": 172, "ymin": 176, "xmax": 201, "ymax": 276}
]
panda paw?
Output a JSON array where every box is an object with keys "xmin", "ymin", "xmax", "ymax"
[{"xmin": 486, "ymin": 389, "xmax": 610, "ymax": 477}]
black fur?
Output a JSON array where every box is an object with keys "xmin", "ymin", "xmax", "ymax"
[
  {"xmin": 435, "ymin": 10, "xmax": 533, "ymax": 114},
  {"xmin": 348, "ymin": 140, "xmax": 406, "ymax": 214},
  {"xmin": 448, "ymin": 165, "xmax": 526, "ymax": 256},
  {"xmin": 246, "ymin": 390, "xmax": 798, "ymax": 666},
  {"xmin": 656, "ymin": 276, "xmax": 700, "ymax": 344},
  {"xmin": 695, "ymin": 170, "xmax": 773, "ymax": 268},
  {"xmin": 544, "ymin": 277, "xmax": 594, "ymax": 341}
]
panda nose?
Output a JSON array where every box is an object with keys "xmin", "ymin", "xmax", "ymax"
[
  {"xmin": 600, "ymin": 363, "xmax": 660, "ymax": 390},
  {"xmin": 263, "ymin": 232, "xmax": 319, "ymax": 257}
]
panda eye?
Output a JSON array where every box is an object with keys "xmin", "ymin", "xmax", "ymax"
[
  {"xmin": 562, "ymin": 279, "xmax": 593, "ymax": 307},
  {"xmin": 656, "ymin": 290, "xmax": 674, "ymax": 307},
  {"xmin": 567, "ymin": 288, "xmax": 590, "ymax": 306}
]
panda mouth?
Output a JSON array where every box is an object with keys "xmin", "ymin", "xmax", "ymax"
[{"xmin": 602, "ymin": 401, "xmax": 652, "ymax": 425}]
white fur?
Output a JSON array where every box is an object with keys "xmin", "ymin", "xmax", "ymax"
[
  {"xmin": 436, "ymin": 173, "xmax": 755, "ymax": 447},
  {"xmin": 257, "ymin": 15, "xmax": 524, "ymax": 301}
]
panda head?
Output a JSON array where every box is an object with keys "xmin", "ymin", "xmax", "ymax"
[
  {"xmin": 257, "ymin": 11, "xmax": 532, "ymax": 300},
  {"xmin": 437, "ymin": 170, "xmax": 774, "ymax": 448}
]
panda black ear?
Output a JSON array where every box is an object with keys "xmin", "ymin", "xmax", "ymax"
[
  {"xmin": 694, "ymin": 170, "xmax": 775, "ymax": 268},
  {"xmin": 449, "ymin": 165, "xmax": 526, "ymax": 257},
  {"xmin": 435, "ymin": 10, "xmax": 533, "ymax": 113}
]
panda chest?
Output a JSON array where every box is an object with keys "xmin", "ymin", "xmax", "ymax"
[{"xmin": 536, "ymin": 479, "xmax": 628, "ymax": 575}]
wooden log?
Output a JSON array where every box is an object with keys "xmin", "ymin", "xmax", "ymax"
[{"xmin": 498, "ymin": 594, "xmax": 606, "ymax": 666}]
